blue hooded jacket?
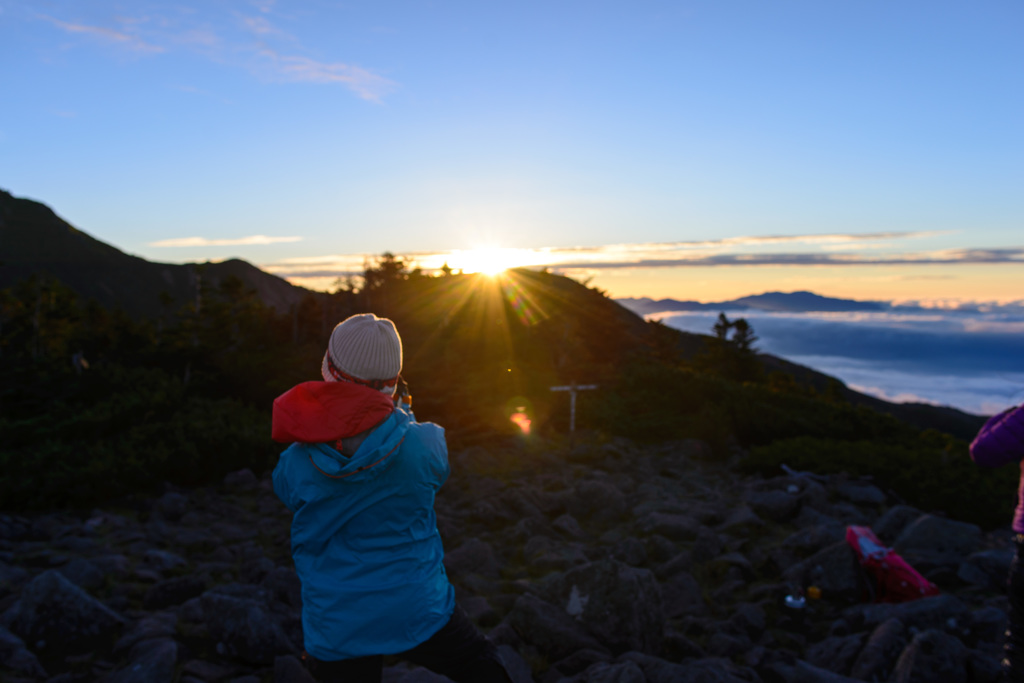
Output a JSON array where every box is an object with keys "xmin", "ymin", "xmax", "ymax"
[{"xmin": 272, "ymin": 383, "xmax": 454, "ymax": 660}]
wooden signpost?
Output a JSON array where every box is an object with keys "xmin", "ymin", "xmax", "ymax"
[{"xmin": 550, "ymin": 382, "xmax": 598, "ymax": 447}]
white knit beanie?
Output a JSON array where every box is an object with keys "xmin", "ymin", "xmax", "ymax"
[{"xmin": 321, "ymin": 313, "xmax": 403, "ymax": 392}]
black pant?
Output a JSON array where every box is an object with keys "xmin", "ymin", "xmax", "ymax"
[
  {"xmin": 303, "ymin": 604, "xmax": 513, "ymax": 683},
  {"xmin": 1006, "ymin": 538, "xmax": 1024, "ymax": 682}
]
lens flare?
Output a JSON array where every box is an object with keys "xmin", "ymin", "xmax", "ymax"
[
  {"xmin": 510, "ymin": 408, "xmax": 532, "ymax": 435},
  {"xmin": 501, "ymin": 277, "xmax": 541, "ymax": 326}
]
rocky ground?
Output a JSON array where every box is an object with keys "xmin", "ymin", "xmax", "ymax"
[{"xmin": 0, "ymin": 437, "xmax": 1016, "ymax": 682}]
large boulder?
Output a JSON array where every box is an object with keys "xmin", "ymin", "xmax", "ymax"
[
  {"xmin": 849, "ymin": 617, "xmax": 908, "ymax": 681},
  {"xmin": 958, "ymin": 548, "xmax": 1015, "ymax": 590},
  {"xmin": 506, "ymin": 593, "xmax": 605, "ymax": 661},
  {"xmin": 889, "ymin": 629, "xmax": 968, "ymax": 683},
  {"xmin": 107, "ymin": 637, "xmax": 178, "ymax": 683},
  {"xmin": 444, "ymin": 538, "xmax": 502, "ymax": 578},
  {"xmin": 200, "ymin": 584, "xmax": 297, "ymax": 664},
  {"xmin": 763, "ymin": 659, "xmax": 863, "ymax": 682},
  {"xmin": 549, "ymin": 559, "xmax": 664, "ymax": 655},
  {"xmin": 873, "ymin": 505, "xmax": 924, "ymax": 544},
  {"xmin": 745, "ymin": 489, "xmax": 800, "ymax": 522},
  {"xmin": 567, "ymin": 660, "xmax": 646, "ymax": 683},
  {"xmin": 0, "ymin": 626, "xmax": 47, "ymax": 679},
  {"xmin": 846, "ymin": 594, "xmax": 970, "ymax": 633},
  {"xmin": 805, "ymin": 632, "xmax": 867, "ymax": 676},
  {"xmin": 893, "ymin": 515, "xmax": 983, "ymax": 570},
  {"xmin": 3, "ymin": 569, "xmax": 125, "ymax": 654},
  {"xmin": 783, "ymin": 542, "xmax": 863, "ymax": 603},
  {"xmin": 567, "ymin": 480, "xmax": 628, "ymax": 526}
]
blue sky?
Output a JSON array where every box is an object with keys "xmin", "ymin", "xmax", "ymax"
[{"xmin": 2, "ymin": 0, "xmax": 1022, "ymax": 302}]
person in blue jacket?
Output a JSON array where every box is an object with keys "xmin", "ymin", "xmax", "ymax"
[{"xmin": 272, "ymin": 313, "xmax": 512, "ymax": 683}]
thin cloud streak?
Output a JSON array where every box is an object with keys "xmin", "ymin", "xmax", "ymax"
[
  {"xmin": 33, "ymin": 5, "xmax": 393, "ymax": 101},
  {"xmin": 551, "ymin": 248, "xmax": 1024, "ymax": 270},
  {"xmin": 150, "ymin": 235, "xmax": 302, "ymax": 247},
  {"xmin": 254, "ymin": 48, "xmax": 394, "ymax": 101},
  {"xmin": 39, "ymin": 15, "xmax": 165, "ymax": 53},
  {"xmin": 259, "ymin": 236, "xmax": 1024, "ymax": 281}
]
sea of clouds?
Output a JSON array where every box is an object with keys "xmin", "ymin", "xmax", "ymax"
[{"xmin": 654, "ymin": 303, "xmax": 1024, "ymax": 416}]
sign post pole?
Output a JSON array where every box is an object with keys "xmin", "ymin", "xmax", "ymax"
[{"xmin": 550, "ymin": 381, "xmax": 598, "ymax": 448}]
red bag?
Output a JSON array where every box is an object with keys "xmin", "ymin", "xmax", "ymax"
[{"xmin": 845, "ymin": 525, "xmax": 940, "ymax": 603}]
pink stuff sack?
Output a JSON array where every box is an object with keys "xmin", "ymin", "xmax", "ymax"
[{"xmin": 846, "ymin": 525, "xmax": 940, "ymax": 603}]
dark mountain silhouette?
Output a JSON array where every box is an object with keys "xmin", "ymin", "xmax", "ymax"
[
  {"xmin": 0, "ymin": 189, "xmax": 312, "ymax": 317},
  {"xmin": 618, "ymin": 291, "xmax": 885, "ymax": 315},
  {"xmin": 0, "ymin": 188, "xmax": 985, "ymax": 442}
]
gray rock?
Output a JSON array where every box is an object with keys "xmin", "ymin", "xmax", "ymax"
[
  {"xmin": 874, "ymin": 505, "xmax": 924, "ymax": 544},
  {"xmin": 835, "ymin": 481, "xmax": 886, "ymax": 506},
  {"xmin": 569, "ymin": 660, "xmax": 645, "ymax": 683},
  {"xmin": 894, "ymin": 515, "xmax": 983, "ymax": 568},
  {"xmin": 764, "ymin": 659, "xmax": 862, "ymax": 682},
  {"xmin": 691, "ymin": 526, "xmax": 724, "ymax": 564},
  {"xmin": 274, "ymin": 654, "xmax": 317, "ymax": 683},
  {"xmin": 444, "ymin": 538, "xmax": 501, "ymax": 578},
  {"xmin": 142, "ymin": 548, "xmax": 188, "ymax": 573},
  {"xmin": 638, "ymin": 512, "xmax": 701, "ymax": 541},
  {"xmin": 728, "ymin": 602, "xmax": 766, "ymax": 637},
  {"xmin": 523, "ymin": 536, "xmax": 589, "ymax": 571},
  {"xmin": 610, "ymin": 538, "xmax": 647, "ymax": 566},
  {"xmin": 224, "ymin": 468, "xmax": 259, "ymax": 491},
  {"xmin": 114, "ymin": 611, "xmax": 178, "ymax": 653},
  {"xmin": 567, "ymin": 481, "xmax": 627, "ymax": 526},
  {"xmin": 745, "ymin": 489, "xmax": 800, "ymax": 522},
  {"xmin": 553, "ymin": 514, "xmax": 587, "ymax": 540},
  {"xmin": 655, "ymin": 656, "xmax": 759, "ymax": 682},
  {"xmin": 91, "ymin": 554, "xmax": 131, "ymax": 579},
  {"xmin": 644, "ymin": 535, "xmax": 678, "ymax": 564},
  {"xmin": 847, "ymin": 594, "xmax": 969, "ymax": 633},
  {"xmin": 660, "ymin": 571, "xmax": 706, "ymax": 618},
  {"xmin": 706, "ymin": 632, "xmax": 750, "ymax": 658},
  {"xmin": 496, "ymin": 644, "xmax": 535, "ymax": 683},
  {"xmin": 144, "ymin": 575, "xmax": 207, "ymax": 609},
  {"xmin": 550, "ymin": 559, "xmax": 664, "ymax": 654},
  {"xmin": 553, "ymin": 649, "xmax": 614, "ymax": 676},
  {"xmin": 0, "ymin": 561, "xmax": 29, "ymax": 599},
  {"xmin": 616, "ymin": 652, "xmax": 691, "ymax": 683},
  {"xmin": 182, "ymin": 658, "xmax": 239, "ymax": 681},
  {"xmin": 805, "ymin": 632, "xmax": 866, "ymax": 675},
  {"xmin": 156, "ymin": 491, "xmax": 189, "ymax": 521},
  {"xmin": 781, "ymin": 524, "xmax": 845, "ymax": 557},
  {"xmin": 107, "ymin": 637, "xmax": 178, "ymax": 683},
  {"xmin": 0, "ymin": 625, "xmax": 47, "ymax": 679},
  {"xmin": 849, "ymin": 617, "xmax": 908, "ymax": 681},
  {"xmin": 717, "ymin": 506, "xmax": 764, "ymax": 535},
  {"xmin": 56, "ymin": 557, "xmax": 105, "ymax": 591},
  {"xmin": 784, "ymin": 541, "xmax": 863, "ymax": 603},
  {"xmin": 461, "ymin": 596, "xmax": 498, "ymax": 628},
  {"xmin": 400, "ymin": 667, "xmax": 454, "ymax": 683},
  {"xmin": 263, "ymin": 566, "xmax": 303, "ymax": 610},
  {"xmin": 506, "ymin": 593, "xmax": 605, "ymax": 661},
  {"xmin": 967, "ymin": 648, "xmax": 1003, "ymax": 683},
  {"xmin": 967, "ymin": 606, "xmax": 1008, "ymax": 646},
  {"xmin": 201, "ymin": 585, "xmax": 297, "ymax": 664},
  {"xmin": 958, "ymin": 548, "xmax": 1014, "ymax": 590},
  {"xmin": 4, "ymin": 569, "xmax": 125, "ymax": 653},
  {"xmin": 890, "ymin": 628, "xmax": 968, "ymax": 683}
]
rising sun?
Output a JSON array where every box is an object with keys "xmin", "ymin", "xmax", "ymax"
[{"xmin": 453, "ymin": 246, "xmax": 521, "ymax": 276}]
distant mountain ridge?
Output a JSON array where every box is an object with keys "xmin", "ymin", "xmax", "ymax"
[
  {"xmin": 0, "ymin": 189, "xmax": 313, "ymax": 317},
  {"xmin": 617, "ymin": 291, "xmax": 885, "ymax": 316},
  {"xmin": 0, "ymin": 189, "xmax": 988, "ymax": 438}
]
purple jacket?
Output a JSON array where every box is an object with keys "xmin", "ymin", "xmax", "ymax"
[{"xmin": 970, "ymin": 405, "xmax": 1024, "ymax": 532}]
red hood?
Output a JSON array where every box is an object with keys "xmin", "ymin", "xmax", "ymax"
[{"xmin": 272, "ymin": 381, "xmax": 394, "ymax": 444}]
